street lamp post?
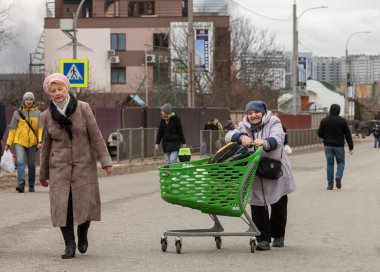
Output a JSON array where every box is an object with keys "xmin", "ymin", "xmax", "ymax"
[
  {"xmin": 72, "ymin": 0, "xmax": 86, "ymax": 97},
  {"xmin": 292, "ymin": 3, "xmax": 327, "ymax": 114},
  {"xmin": 345, "ymin": 31, "xmax": 371, "ymax": 119},
  {"xmin": 73, "ymin": 0, "xmax": 86, "ymax": 60}
]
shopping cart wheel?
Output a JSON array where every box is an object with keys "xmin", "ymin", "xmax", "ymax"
[
  {"xmin": 215, "ymin": 236, "xmax": 222, "ymax": 249},
  {"xmin": 175, "ymin": 237, "xmax": 182, "ymax": 254},
  {"xmin": 161, "ymin": 236, "xmax": 168, "ymax": 252},
  {"xmin": 250, "ymin": 237, "xmax": 256, "ymax": 253}
]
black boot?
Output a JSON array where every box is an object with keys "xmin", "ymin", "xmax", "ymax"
[
  {"xmin": 16, "ymin": 182, "xmax": 25, "ymax": 193},
  {"xmin": 77, "ymin": 221, "xmax": 90, "ymax": 254},
  {"xmin": 60, "ymin": 222, "xmax": 76, "ymax": 259}
]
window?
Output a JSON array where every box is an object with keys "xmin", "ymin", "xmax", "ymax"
[
  {"xmin": 153, "ymin": 33, "xmax": 169, "ymax": 49},
  {"xmin": 153, "ymin": 64, "xmax": 169, "ymax": 84},
  {"xmin": 111, "ymin": 68, "xmax": 126, "ymax": 84},
  {"xmin": 111, "ymin": 33, "xmax": 126, "ymax": 51},
  {"xmin": 105, "ymin": 0, "xmax": 120, "ymax": 17},
  {"xmin": 128, "ymin": 1, "xmax": 155, "ymax": 17}
]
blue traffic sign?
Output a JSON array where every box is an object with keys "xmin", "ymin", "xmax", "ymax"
[{"xmin": 60, "ymin": 59, "xmax": 88, "ymax": 88}]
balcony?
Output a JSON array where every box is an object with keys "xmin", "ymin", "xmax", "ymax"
[{"xmin": 46, "ymin": 1, "xmax": 228, "ymax": 19}]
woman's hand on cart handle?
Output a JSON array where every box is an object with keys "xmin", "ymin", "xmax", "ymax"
[
  {"xmin": 253, "ymin": 139, "xmax": 266, "ymax": 147},
  {"xmin": 240, "ymin": 135, "xmax": 252, "ymax": 147}
]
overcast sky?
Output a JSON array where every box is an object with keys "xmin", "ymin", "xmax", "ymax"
[{"xmin": 0, "ymin": 0, "xmax": 379, "ymax": 73}]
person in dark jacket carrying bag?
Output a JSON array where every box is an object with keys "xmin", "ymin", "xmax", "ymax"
[
  {"xmin": 155, "ymin": 103, "xmax": 186, "ymax": 165},
  {"xmin": 318, "ymin": 104, "xmax": 354, "ymax": 190}
]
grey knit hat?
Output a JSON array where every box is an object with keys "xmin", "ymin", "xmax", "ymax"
[
  {"xmin": 23, "ymin": 92, "xmax": 35, "ymax": 101},
  {"xmin": 245, "ymin": 100, "xmax": 267, "ymax": 114},
  {"xmin": 161, "ymin": 103, "xmax": 172, "ymax": 114}
]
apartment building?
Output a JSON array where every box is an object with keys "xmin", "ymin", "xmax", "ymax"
[
  {"xmin": 310, "ymin": 55, "xmax": 380, "ymax": 86},
  {"xmin": 311, "ymin": 56, "xmax": 345, "ymax": 87},
  {"xmin": 349, "ymin": 55, "xmax": 380, "ymax": 84},
  {"xmin": 44, "ymin": 0, "xmax": 230, "ymax": 106}
]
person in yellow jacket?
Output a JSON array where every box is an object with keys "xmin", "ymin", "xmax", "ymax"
[{"xmin": 5, "ymin": 92, "xmax": 42, "ymax": 193}]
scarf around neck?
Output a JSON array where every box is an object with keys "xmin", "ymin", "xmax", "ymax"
[
  {"xmin": 49, "ymin": 93, "xmax": 78, "ymax": 140},
  {"xmin": 53, "ymin": 94, "xmax": 70, "ymax": 115}
]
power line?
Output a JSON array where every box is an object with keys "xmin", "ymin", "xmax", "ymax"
[
  {"xmin": 298, "ymin": 41, "xmax": 313, "ymax": 54},
  {"xmin": 229, "ymin": 0, "xmax": 291, "ymax": 22}
]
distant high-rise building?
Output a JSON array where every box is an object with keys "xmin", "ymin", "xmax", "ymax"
[
  {"xmin": 349, "ymin": 55, "xmax": 380, "ymax": 84},
  {"xmin": 311, "ymin": 56, "xmax": 345, "ymax": 87},
  {"xmin": 310, "ymin": 55, "xmax": 380, "ymax": 86}
]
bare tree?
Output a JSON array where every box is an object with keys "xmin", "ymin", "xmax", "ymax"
[
  {"xmin": 0, "ymin": 73, "xmax": 47, "ymax": 109},
  {"xmin": 195, "ymin": 16, "xmax": 283, "ymax": 109},
  {"xmin": 0, "ymin": 5, "xmax": 12, "ymax": 50},
  {"xmin": 145, "ymin": 15, "xmax": 282, "ymax": 109},
  {"xmin": 226, "ymin": 16, "xmax": 284, "ymax": 109}
]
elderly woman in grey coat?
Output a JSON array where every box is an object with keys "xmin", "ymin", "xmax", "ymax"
[
  {"xmin": 40, "ymin": 73, "xmax": 113, "ymax": 259},
  {"xmin": 225, "ymin": 100, "xmax": 295, "ymax": 251}
]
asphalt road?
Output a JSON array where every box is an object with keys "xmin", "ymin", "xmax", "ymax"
[{"xmin": 0, "ymin": 137, "xmax": 379, "ymax": 272}]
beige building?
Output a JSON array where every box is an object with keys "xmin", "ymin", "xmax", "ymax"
[{"xmin": 44, "ymin": 0, "xmax": 230, "ymax": 106}]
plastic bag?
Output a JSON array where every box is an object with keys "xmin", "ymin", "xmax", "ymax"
[
  {"xmin": 284, "ymin": 145, "xmax": 292, "ymax": 155},
  {"xmin": 1, "ymin": 150, "xmax": 16, "ymax": 172}
]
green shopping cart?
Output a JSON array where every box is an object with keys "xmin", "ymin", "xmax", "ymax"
[{"xmin": 159, "ymin": 146, "xmax": 263, "ymax": 254}]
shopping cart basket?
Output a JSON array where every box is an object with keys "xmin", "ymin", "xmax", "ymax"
[{"xmin": 159, "ymin": 146, "xmax": 263, "ymax": 253}]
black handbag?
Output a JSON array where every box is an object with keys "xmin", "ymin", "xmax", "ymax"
[{"xmin": 257, "ymin": 156, "xmax": 283, "ymax": 180}]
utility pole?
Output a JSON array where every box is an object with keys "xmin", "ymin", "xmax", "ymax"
[
  {"xmin": 292, "ymin": 2, "xmax": 298, "ymax": 115},
  {"xmin": 345, "ymin": 48, "xmax": 349, "ymax": 119},
  {"xmin": 187, "ymin": 0, "xmax": 195, "ymax": 108}
]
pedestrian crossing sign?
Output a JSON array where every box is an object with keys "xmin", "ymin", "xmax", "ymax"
[{"xmin": 59, "ymin": 59, "xmax": 88, "ymax": 88}]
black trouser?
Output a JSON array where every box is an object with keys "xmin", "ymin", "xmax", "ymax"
[
  {"xmin": 251, "ymin": 195, "xmax": 288, "ymax": 243},
  {"xmin": 60, "ymin": 189, "xmax": 75, "ymax": 246}
]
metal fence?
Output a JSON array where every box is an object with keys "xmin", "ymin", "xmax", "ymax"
[
  {"xmin": 116, "ymin": 127, "xmax": 161, "ymax": 163},
  {"xmin": 287, "ymin": 129, "xmax": 323, "ymax": 149},
  {"xmin": 114, "ymin": 128, "xmax": 324, "ymax": 163}
]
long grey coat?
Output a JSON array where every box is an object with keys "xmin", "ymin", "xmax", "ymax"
[
  {"xmin": 225, "ymin": 111, "xmax": 296, "ymax": 206},
  {"xmin": 40, "ymin": 101, "xmax": 112, "ymax": 227}
]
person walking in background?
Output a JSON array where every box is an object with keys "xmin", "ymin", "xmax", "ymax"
[
  {"xmin": 204, "ymin": 118, "xmax": 219, "ymax": 130},
  {"xmin": 5, "ymin": 92, "xmax": 42, "ymax": 193},
  {"xmin": 223, "ymin": 117, "xmax": 235, "ymax": 131},
  {"xmin": 372, "ymin": 121, "xmax": 380, "ymax": 148},
  {"xmin": 204, "ymin": 118, "xmax": 224, "ymax": 151},
  {"xmin": 225, "ymin": 100, "xmax": 296, "ymax": 251},
  {"xmin": 39, "ymin": 73, "xmax": 113, "ymax": 259},
  {"xmin": 317, "ymin": 104, "xmax": 354, "ymax": 190},
  {"xmin": 155, "ymin": 103, "xmax": 186, "ymax": 165},
  {"xmin": 0, "ymin": 100, "xmax": 6, "ymax": 160}
]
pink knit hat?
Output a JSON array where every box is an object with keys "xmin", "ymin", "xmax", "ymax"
[{"xmin": 43, "ymin": 73, "xmax": 70, "ymax": 94}]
